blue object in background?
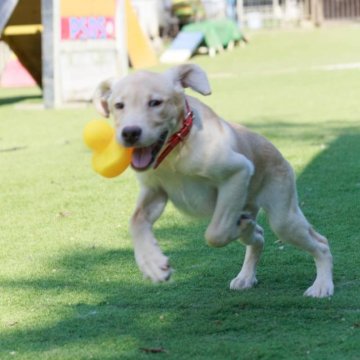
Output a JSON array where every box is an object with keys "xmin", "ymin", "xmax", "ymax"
[
  {"xmin": 160, "ymin": 31, "xmax": 204, "ymax": 63},
  {"xmin": 226, "ymin": 0, "xmax": 238, "ymax": 23}
]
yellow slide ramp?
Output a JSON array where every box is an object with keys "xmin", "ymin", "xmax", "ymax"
[{"xmin": 125, "ymin": 0, "xmax": 157, "ymax": 69}]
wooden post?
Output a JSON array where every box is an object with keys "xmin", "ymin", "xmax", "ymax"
[
  {"xmin": 311, "ymin": 0, "xmax": 324, "ymax": 26},
  {"xmin": 115, "ymin": 0, "xmax": 128, "ymax": 77},
  {"xmin": 41, "ymin": 0, "xmax": 60, "ymax": 108},
  {"xmin": 304, "ymin": 0, "xmax": 311, "ymax": 20},
  {"xmin": 273, "ymin": 0, "xmax": 280, "ymax": 26},
  {"xmin": 237, "ymin": 0, "xmax": 244, "ymax": 28},
  {"xmin": 0, "ymin": 0, "xmax": 19, "ymax": 33}
]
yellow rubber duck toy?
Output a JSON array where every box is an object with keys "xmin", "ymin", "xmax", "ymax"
[{"xmin": 83, "ymin": 120, "xmax": 133, "ymax": 178}]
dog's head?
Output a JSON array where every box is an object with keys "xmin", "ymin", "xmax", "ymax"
[{"xmin": 93, "ymin": 64, "xmax": 211, "ymax": 171}]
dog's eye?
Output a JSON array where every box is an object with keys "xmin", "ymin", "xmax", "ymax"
[
  {"xmin": 148, "ymin": 99, "xmax": 163, "ymax": 108},
  {"xmin": 114, "ymin": 102, "xmax": 124, "ymax": 110}
]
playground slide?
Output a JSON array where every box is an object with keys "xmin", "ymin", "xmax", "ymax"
[
  {"xmin": 1, "ymin": 0, "xmax": 158, "ymax": 91},
  {"xmin": 0, "ymin": 0, "xmax": 42, "ymax": 86}
]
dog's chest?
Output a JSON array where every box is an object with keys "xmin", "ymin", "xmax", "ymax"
[{"xmin": 154, "ymin": 173, "xmax": 217, "ymax": 217}]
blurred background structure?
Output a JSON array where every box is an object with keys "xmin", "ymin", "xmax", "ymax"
[
  {"xmin": 0, "ymin": 0, "xmax": 129, "ymax": 107},
  {"xmin": 1, "ymin": 0, "xmax": 359, "ymax": 107}
]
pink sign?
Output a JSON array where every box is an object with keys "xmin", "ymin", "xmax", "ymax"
[{"xmin": 61, "ymin": 16, "xmax": 115, "ymax": 40}]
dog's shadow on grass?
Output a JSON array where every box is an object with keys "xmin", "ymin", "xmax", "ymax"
[{"xmin": 1, "ymin": 131, "xmax": 359, "ymax": 356}]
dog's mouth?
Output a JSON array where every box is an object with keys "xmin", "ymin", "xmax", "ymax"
[{"xmin": 131, "ymin": 131, "xmax": 168, "ymax": 171}]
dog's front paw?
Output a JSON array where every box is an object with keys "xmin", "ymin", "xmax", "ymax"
[
  {"xmin": 230, "ymin": 273, "xmax": 258, "ymax": 290},
  {"xmin": 238, "ymin": 214, "xmax": 264, "ymax": 244},
  {"xmin": 304, "ymin": 279, "xmax": 334, "ymax": 298},
  {"xmin": 135, "ymin": 246, "xmax": 172, "ymax": 283}
]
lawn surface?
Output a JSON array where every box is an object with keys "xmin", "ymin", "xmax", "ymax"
[{"xmin": 1, "ymin": 26, "xmax": 360, "ymax": 359}]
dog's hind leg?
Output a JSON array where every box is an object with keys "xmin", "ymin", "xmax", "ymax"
[
  {"xmin": 230, "ymin": 210, "xmax": 265, "ymax": 290},
  {"xmin": 265, "ymin": 175, "xmax": 334, "ymax": 298}
]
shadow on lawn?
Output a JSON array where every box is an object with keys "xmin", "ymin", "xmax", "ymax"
[
  {"xmin": 296, "ymin": 131, "xmax": 360, "ymax": 214},
  {"xmin": 0, "ymin": 94, "xmax": 42, "ymax": 106},
  {"xmin": 245, "ymin": 118, "xmax": 359, "ymax": 144},
  {"xmin": 295, "ymin": 132, "xmax": 360, "ymax": 283},
  {"xmin": 0, "ymin": 131, "xmax": 359, "ymax": 357}
]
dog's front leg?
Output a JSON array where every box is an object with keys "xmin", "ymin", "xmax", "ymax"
[
  {"xmin": 205, "ymin": 154, "xmax": 255, "ymax": 247},
  {"xmin": 130, "ymin": 187, "xmax": 172, "ymax": 282}
]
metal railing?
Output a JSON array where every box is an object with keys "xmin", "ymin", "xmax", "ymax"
[{"xmin": 235, "ymin": 0, "xmax": 360, "ymax": 28}]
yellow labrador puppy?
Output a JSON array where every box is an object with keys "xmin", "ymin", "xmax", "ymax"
[{"xmin": 94, "ymin": 64, "xmax": 334, "ymax": 297}]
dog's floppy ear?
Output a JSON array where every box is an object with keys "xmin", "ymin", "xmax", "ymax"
[
  {"xmin": 93, "ymin": 78, "xmax": 116, "ymax": 118},
  {"xmin": 165, "ymin": 64, "xmax": 211, "ymax": 96}
]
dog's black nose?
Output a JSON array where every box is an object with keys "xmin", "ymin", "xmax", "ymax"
[{"xmin": 122, "ymin": 126, "xmax": 142, "ymax": 145}]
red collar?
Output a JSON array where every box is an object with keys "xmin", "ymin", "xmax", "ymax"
[{"xmin": 153, "ymin": 99, "xmax": 193, "ymax": 169}]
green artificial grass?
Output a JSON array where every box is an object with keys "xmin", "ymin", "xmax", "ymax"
[{"xmin": 1, "ymin": 26, "xmax": 360, "ymax": 359}]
